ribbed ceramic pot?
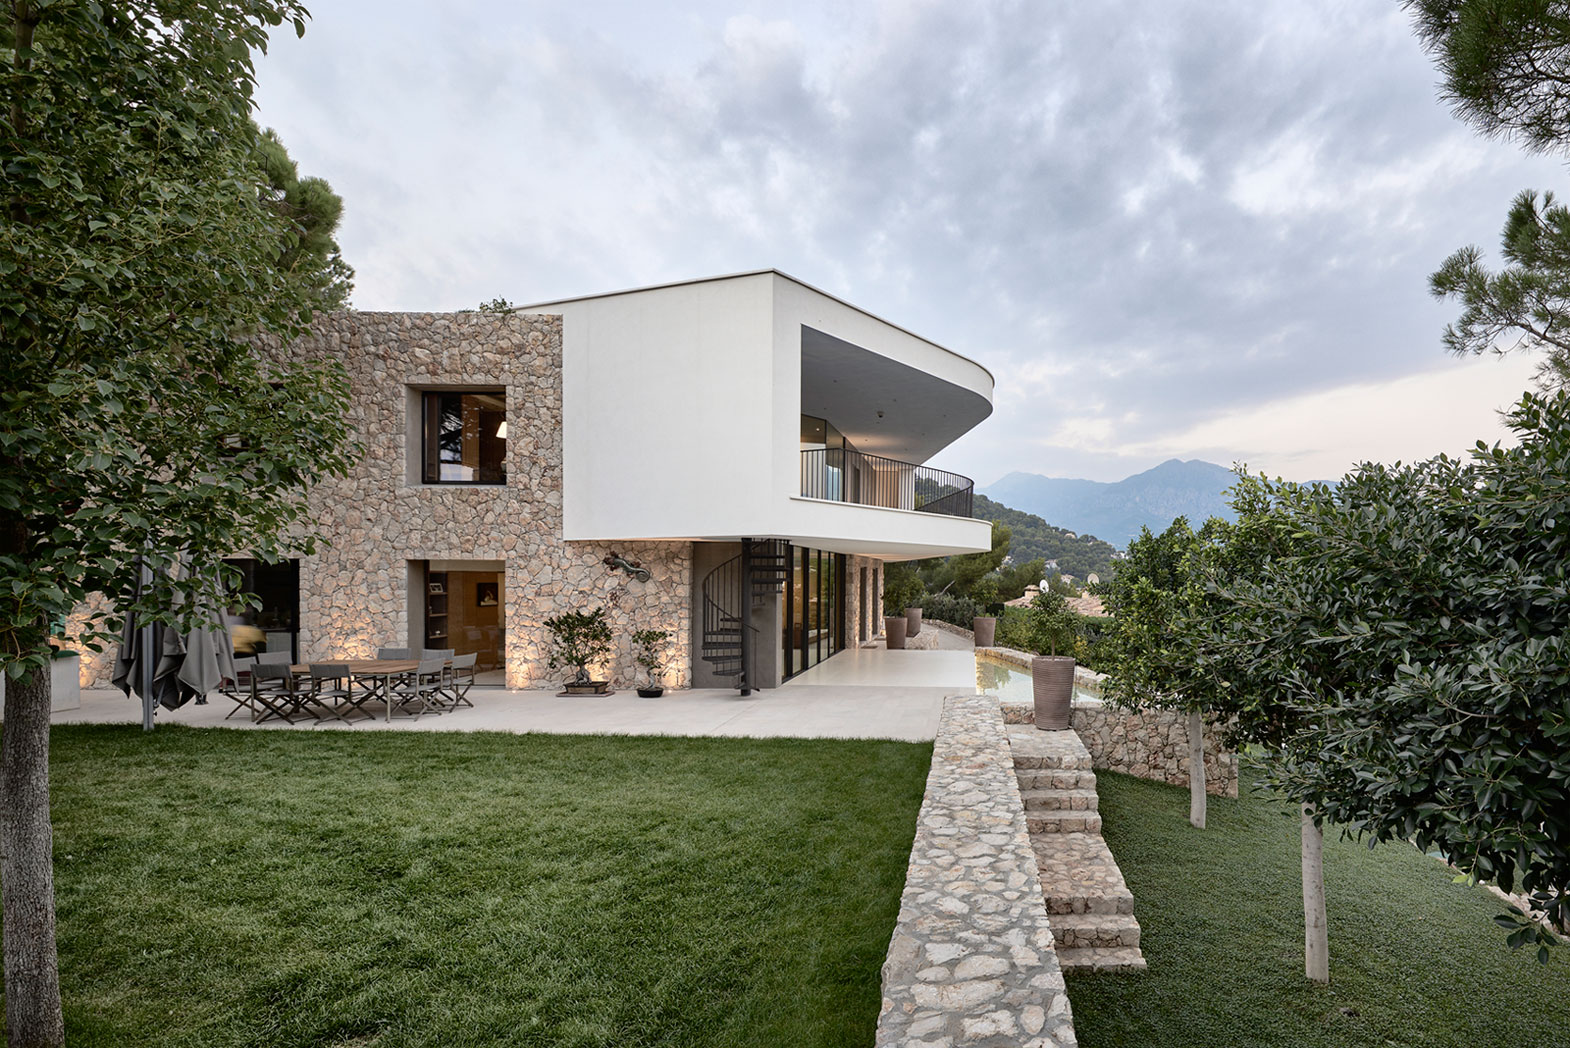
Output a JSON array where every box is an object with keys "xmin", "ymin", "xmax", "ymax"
[
  {"xmin": 885, "ymin": 615, "xmax": 908, "ymax": 650},
  {"xmin": 905, "ymin": 607, "xmax": 923, "ymax": 636},
  {"xmin": 972, "ymin": 616, "xmax": 997, "ymax": 647},
  {"xmin": 1032, "ymin": 655, "xmax": 1076, "ymax": 730}
]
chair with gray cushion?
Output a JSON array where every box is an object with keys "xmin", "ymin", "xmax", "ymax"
[
  {"xmin": 448, "ymin": 652, "xmax": 477, "ymax": 708},
  {"xmin": 304, "ymin": 664, "xmax": 359, "ymax": 723},
  {"xmin": 388, "ymin": 656, "xmax": 446, "ymax": 719},
  {"xmin": 248, "ymin": 662, "xmax": 302, "ymax": 723}
]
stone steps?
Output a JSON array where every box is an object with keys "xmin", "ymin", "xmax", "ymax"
[
  {"xmin": 1015, "ymin": 767, "xmax": 1098, "ymax": 791},
  {"xmin": 1018, "ymin": 786, "xmax": 1100, "ymax": 812},
  {"xmin": 1006, "ymin": 726, "xmax": 1093, "ymax": 770},
  {"xmin": 1007, "ymin": 725, "xmax": 1146, "ymax": 975},
  {"xmin": 1031, "ymin": 833, "xmax": 1134, "ymax": 915},
  {"xmin": 1050, "ymin": 912, "xmax": 1142, "ymax": 949},
  {"xmin": 1056, "ymin": 945, "xmax": 1149, "ymax": 973},
  {"xmin": 1024, "ymin": 809, "xmax": 1104, "ymax": 834}
]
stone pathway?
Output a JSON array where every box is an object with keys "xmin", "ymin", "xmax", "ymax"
[{"xmin": 1007, "ymin": 726, "xmax": 1147, "ymax": 973}]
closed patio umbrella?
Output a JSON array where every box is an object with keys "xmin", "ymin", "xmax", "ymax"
[{"xmin": 110, "ymin": 555, "xmax": 159, "ymax": 731}]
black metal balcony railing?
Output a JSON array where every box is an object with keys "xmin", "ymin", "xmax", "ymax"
[{"xmin": 800, "ymin": 448, "xmax": 975, "ymax": 519}]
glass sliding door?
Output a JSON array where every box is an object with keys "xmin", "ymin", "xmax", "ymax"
[{"xmin": 780, "ymin": 545, "xmax": 847, "ymax": 681}]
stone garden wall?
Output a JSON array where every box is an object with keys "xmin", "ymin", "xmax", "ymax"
[
  {"xmin": 877, "ymin": 692, "xmax": 1077, "ymax": 1047},
  {"xmin": 984, "ymin": 647, "xmax": 1238, "ymax": 798}
]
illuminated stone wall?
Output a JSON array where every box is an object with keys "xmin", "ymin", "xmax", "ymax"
[{"xmin": 259, "ymin": 311, "xmax": 692, "ymax": 691}]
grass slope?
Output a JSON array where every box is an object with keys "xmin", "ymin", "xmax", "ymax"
[
  {"xmin": 1067, "ymin": 770, "xmax": 1570, "ymax": 1048},
  {"xmin": 33, "ymin": 726, "xmax": 932, "ymax": 1048}
]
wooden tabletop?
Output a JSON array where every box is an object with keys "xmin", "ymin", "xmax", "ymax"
[{"xmin": 288, "ymin": 659, "xmax": 445, "ymax": 675}]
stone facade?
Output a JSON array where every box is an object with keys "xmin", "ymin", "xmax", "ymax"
[
  {"xmin": 878, "ymin": 693, "xmax": 1078, "ymax": 1048},
  {"xmin": 261, "ymin": 311, "xmax": 693, "ymax": 691},
  {"xmin": 66, "ymin": 311, "xmax": 694, "ymax": 693},
  {"xmin": 845, "ymin": 555, "xmax": 884, "ymax": 648}
]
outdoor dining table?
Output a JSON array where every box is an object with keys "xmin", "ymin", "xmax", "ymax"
[{"xmin": 288, "ymin": 659, "xmax": 448, "ymax": 723}]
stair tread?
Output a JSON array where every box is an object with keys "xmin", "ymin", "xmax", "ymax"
[
  {"xmin": 1055, "ymin": 945, "xmax": 1147, "ymax": 973},
  {"xmin": 1030, "ymin": 832, "xmax": 1133, "ymax": 906},
  {"xmin": 1019, "ymin": 787, "xmax": 1100, "ymax": 810}
]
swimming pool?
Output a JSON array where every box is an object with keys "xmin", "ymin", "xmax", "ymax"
[{"xmin": 974, "ymin": 650, "xmax": 1101, "ymax": 705}]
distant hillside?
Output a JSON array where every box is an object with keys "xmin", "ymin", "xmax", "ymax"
[
  {"xmin": 973, "ymin": 493, "xmax": 1118, "ymax": 580},
  {"xmin": 981, "ymin": 459, "xmax": 1237, "ymax": 547}
]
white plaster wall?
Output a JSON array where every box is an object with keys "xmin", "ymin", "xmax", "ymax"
[
  {"xmin": 768, "ymin": 273, "xmax": 994, "ymax": 515},
  {"xmin": 535, "ymin": 271, "xmax": 995, "ymax": 559},
  {"xmin": 547, "ymin": 273, "xmax": 779, "ymax": 542}
]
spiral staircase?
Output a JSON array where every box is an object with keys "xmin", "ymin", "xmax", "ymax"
[{"xmin": 699, "ymin": 539, "xmax": 788, "ymax": 693}]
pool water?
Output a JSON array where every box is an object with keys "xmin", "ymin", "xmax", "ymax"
[{"xmin": 974, "ymin": 654, "xmax": 1098, "ymax": 705}]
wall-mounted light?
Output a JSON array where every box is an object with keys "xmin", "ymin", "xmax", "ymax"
[{"xmin": 495, "ymin": 420, "xmax": 508, "ymax": 438}]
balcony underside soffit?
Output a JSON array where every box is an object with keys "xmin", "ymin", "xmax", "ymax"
[{"xmin": 799, "ymin": 325, "xmax": 992, "ymax": 464}]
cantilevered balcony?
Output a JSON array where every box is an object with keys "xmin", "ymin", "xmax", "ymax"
[{"xmin": 799, "ymin": 448, "xmax": 974, "ymax": 519}]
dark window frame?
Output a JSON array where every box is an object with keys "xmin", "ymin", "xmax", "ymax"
[{"xmin": 421, "ymin": 389, "xmax": 508, "ymax": 486}]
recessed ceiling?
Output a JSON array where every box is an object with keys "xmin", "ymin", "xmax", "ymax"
[{"xmin": 799, "ymin": 326, "xmax": 992, "ymax": 464}]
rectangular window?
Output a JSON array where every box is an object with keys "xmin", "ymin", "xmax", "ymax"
[{"xmin": 422, "ymin": 391, "xmax": 507, "ymax": 484}]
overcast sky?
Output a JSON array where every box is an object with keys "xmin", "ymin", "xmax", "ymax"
[{"xmin": 252, "ymin": 0, "xmax": 1563, "ymax": 485}]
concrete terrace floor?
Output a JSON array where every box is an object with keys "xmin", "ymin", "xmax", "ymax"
[{"xmin": 56, "ymin": 628, "xmax": 983, "ymax": 742}]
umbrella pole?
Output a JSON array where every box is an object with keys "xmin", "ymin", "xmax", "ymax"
[{"xmin": 139, "ymin": 619, "xmax": 155, "ymax": 732}]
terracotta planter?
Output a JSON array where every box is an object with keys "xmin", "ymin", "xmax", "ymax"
[
  {"xmin": 1032, "ymin": 655, "xmax": 1076, "ymax": 730},
  {"xmin": 905, "ymin": 607, "xmax": 922, "ymax": 636},
  {"xmin": 885, "ymin": 615, "xmax": 908, "ymax": 650},
  {"xmin": 972, "ymin": 616, "xmax": 997, "ymax": 647}
]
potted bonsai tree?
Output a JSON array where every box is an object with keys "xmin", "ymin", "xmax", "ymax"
[
  {"xmin": 1026, "ymin": 588, "xmax": 1081, "ymax": 730},
  {"xmin": 545, "ymin": 607, "xmax": 614, "ymax": 695},
  {"xmin": 632, "ymin": 628, "xmax": 668, "ymax": 698}
]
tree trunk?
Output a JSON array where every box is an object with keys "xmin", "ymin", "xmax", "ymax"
[
  {"xmin": 2, "ymin": 661, "xmax": 64, "ymax": 1048},
  {"xmin": 1301, "ymin": 804, "xmax": 1328, "ymax": 984},
  {"xmin": 1187, "ymin": 709, "xmax": 1206, "ymax": 829}
]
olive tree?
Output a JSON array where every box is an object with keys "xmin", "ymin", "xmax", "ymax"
[
  {"xmin": 2, "ymin": 4, "xmax": 355, "ymax": 1044},
  {"xmin": 1099, "ymin": 517, "xmax": 1231, "ymax": 829},
  {"xmin": 1215, "ymin": 395, "xmax": 1570, "ymax": 974}
]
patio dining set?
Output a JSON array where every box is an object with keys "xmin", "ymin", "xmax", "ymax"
[{"xmin": 225, "ymin": 647, "xmax": 479, "ymax": 724}]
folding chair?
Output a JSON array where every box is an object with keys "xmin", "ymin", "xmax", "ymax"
[
  {"xmin": 376, "ymin": 647, "xmax": 410, "ymax": 660},
  {"xmin": 303, "ymin": 664, "xmax": 360, "ymax": 723},
  {"xmin": 447, "ymin": 652, "xmax": 477, "ymax": 708},
  {"xmin": 388, "ymin": 657, "xmax": 446, "ymax": 719},
  {"xmin": 224, "ymin": 655, "xmax": 258, "ymax": 720},
  {"xmin": 248, "ymin": 663, "xmax": 303, "ymax": 723}
]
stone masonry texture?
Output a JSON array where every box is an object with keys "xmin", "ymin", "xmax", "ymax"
[
  {"xmin": 877, "ymin": 692, "xmax": 1078, "ymax": 1048},
  {"xmin": 77, "ymin": 311, "xmax": 691, "ymax": 691},
  {"xmin": 983, "ymin": 647, "xmax": 1238, "ymax": 798},
  {"xmin": 271, "ymin": 312, "xmax": 691, "ymax": 691}
]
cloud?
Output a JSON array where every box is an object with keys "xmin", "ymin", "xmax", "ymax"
[{"xmin": 250, "ymin": 0, "xmax": 1569, "ymax": 487}]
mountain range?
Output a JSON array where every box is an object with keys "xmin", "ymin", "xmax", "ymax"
[{"xmin": 981, "ymin": 459, "xmax": 1238, "ymax": 547}]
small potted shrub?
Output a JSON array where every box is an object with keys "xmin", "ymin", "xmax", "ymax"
[
  {"xmin": 1026, "ymin": 589, "xmax": 1081, "ymax": 730},
  {"xmin": 970, "ymin": 575, "xmax": 1000, "ymax": 647},
  {"xmin": 632, "ymin": 628, "xmax": 668, "ymax": 698},
  {"xmin": 545, "ymin": 607, "xmax": 614, "ymax": 695}
]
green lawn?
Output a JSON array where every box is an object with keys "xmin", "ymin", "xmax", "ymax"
[
  {"xmin": 1067, "ymin": 769, "xmax": 1570, "ymax": 1048},
  {"xmin": 33, "ymin": 726, "xmax": 932, "ymax": 1048}
]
